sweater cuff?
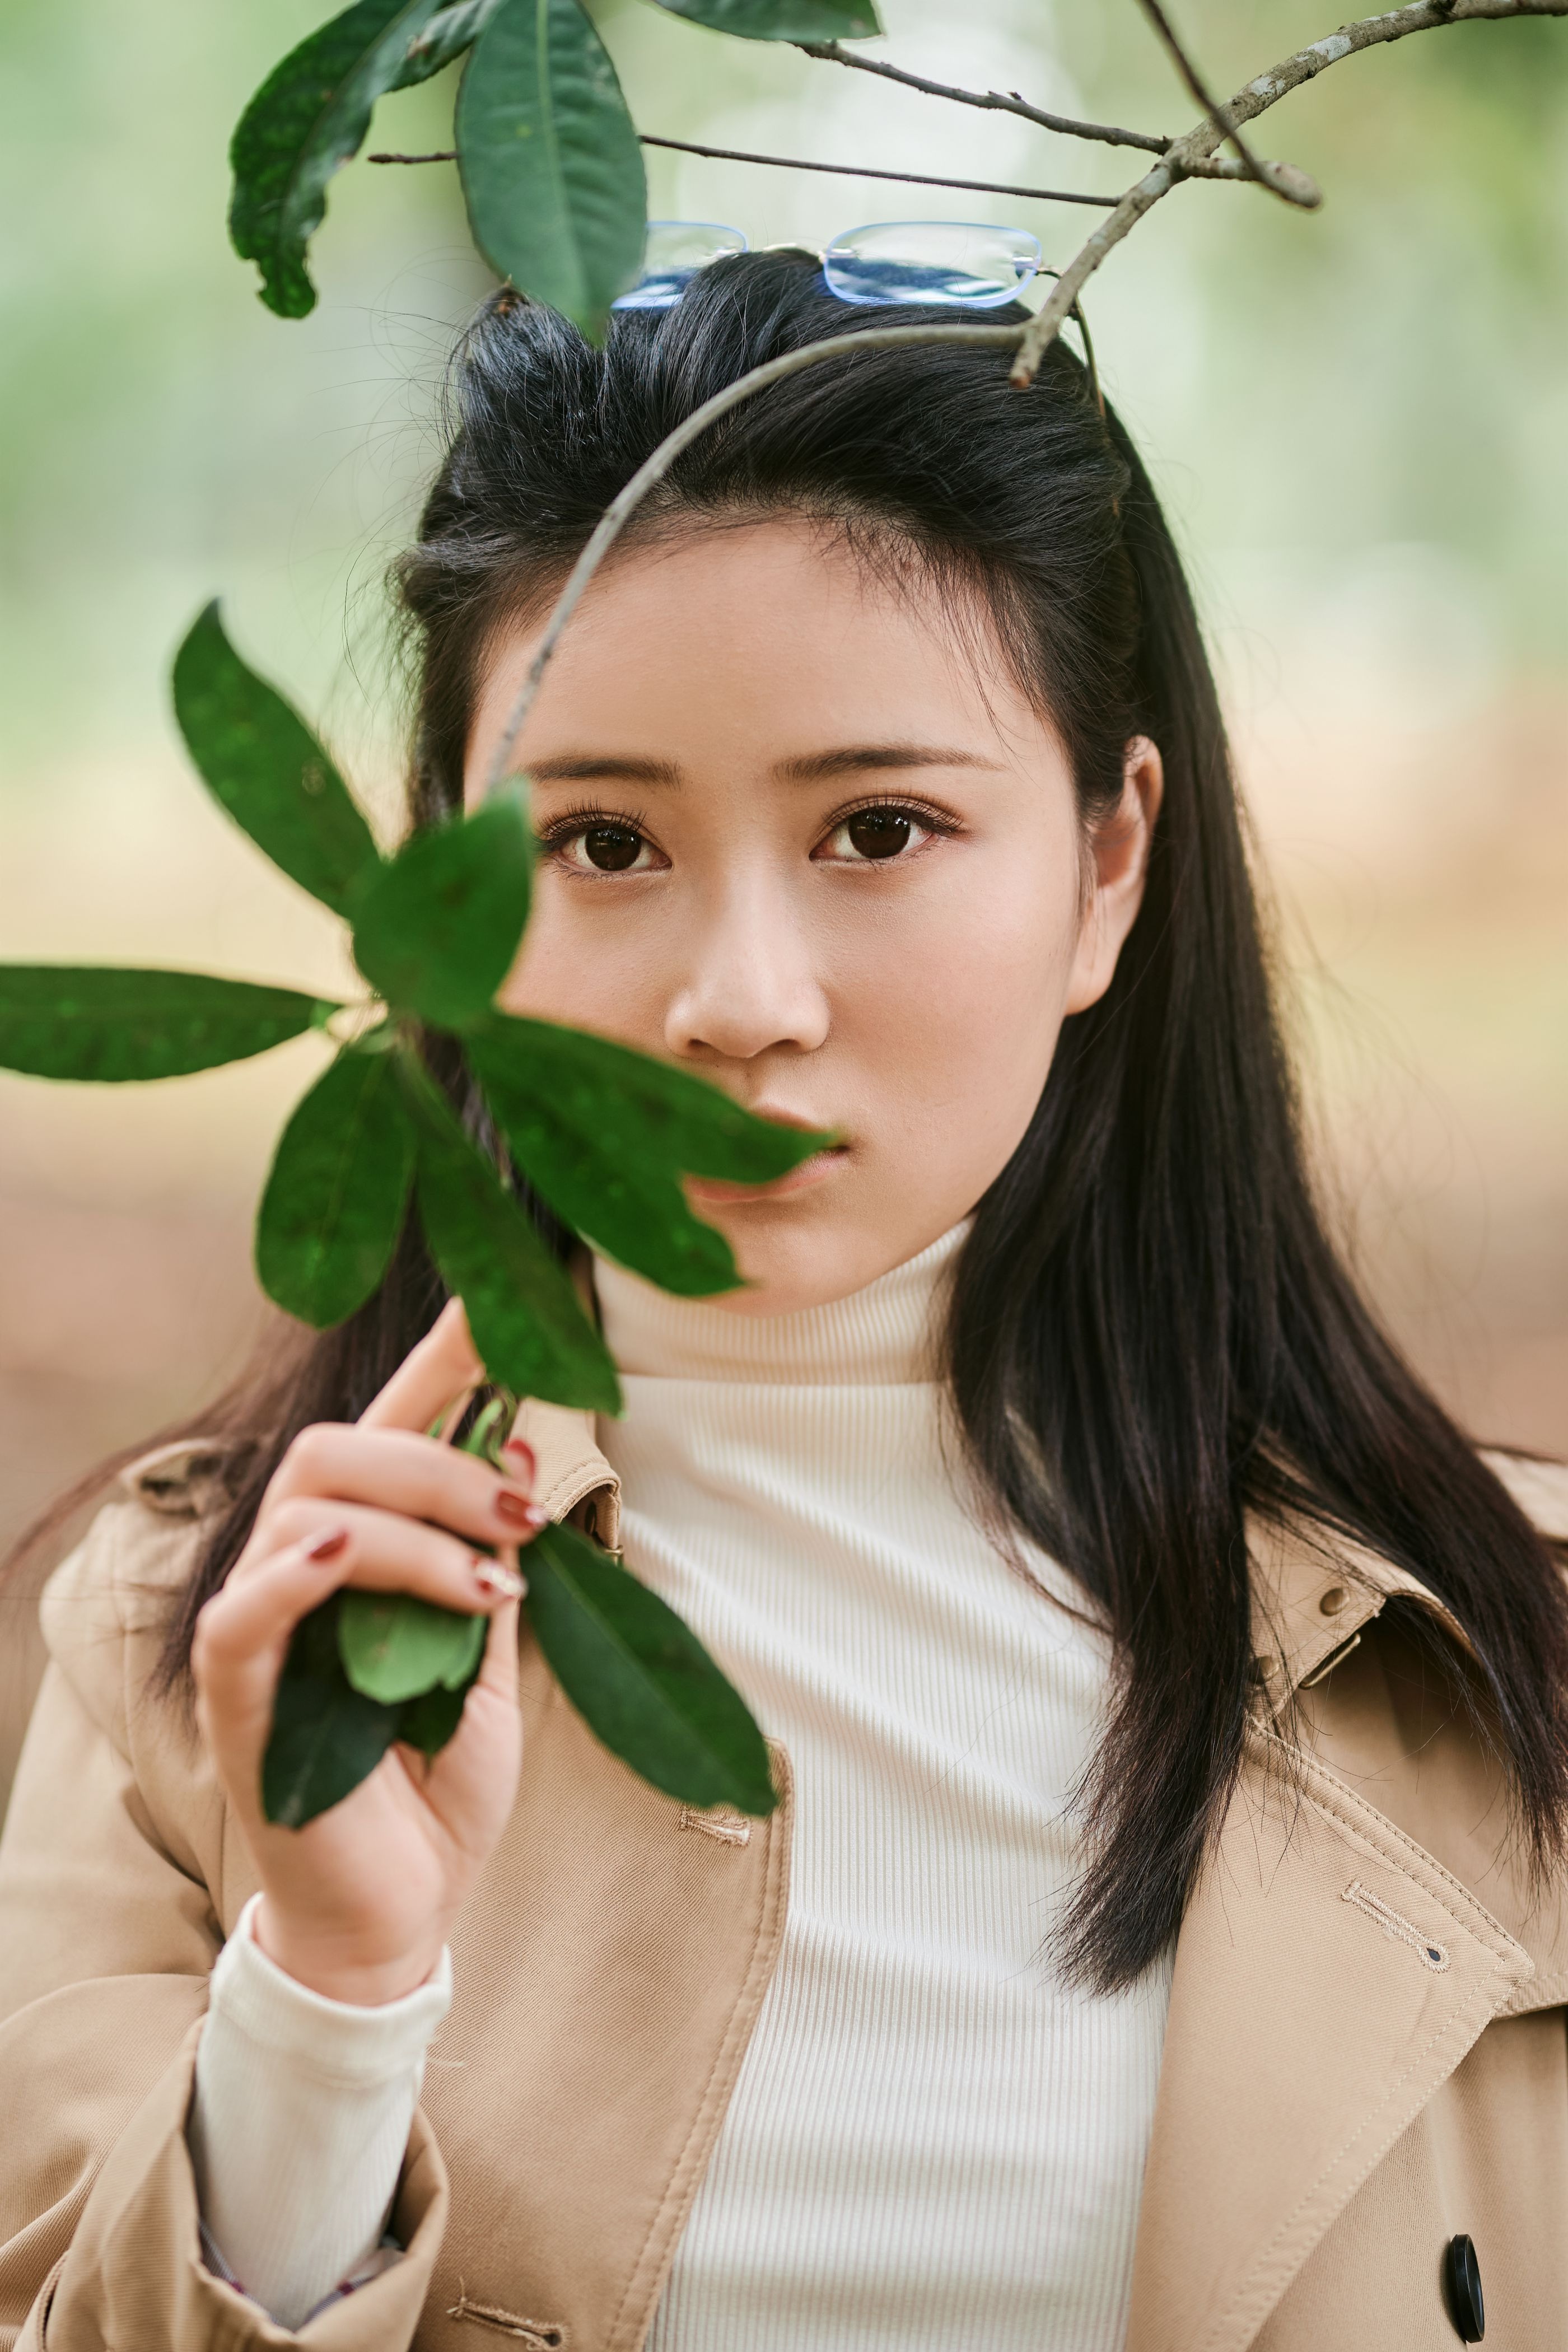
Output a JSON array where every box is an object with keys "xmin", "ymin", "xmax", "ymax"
[{"xmin": 211, "ymin": 1893, "xmax": 452, "ymax": 2085}]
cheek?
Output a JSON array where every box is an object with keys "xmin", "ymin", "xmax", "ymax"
[
  {"xmin": 839, "ymin": 848, "xmax": 1082, "ymax": 1144},
  {"xmin": 498, "ymin": 895, "xmax": 668, "ymax": 1047}
]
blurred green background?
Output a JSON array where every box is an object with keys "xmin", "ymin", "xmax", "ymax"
[{"xmin": 2, "ymin": 0, "xmax": 1566, "ymax": 1775}]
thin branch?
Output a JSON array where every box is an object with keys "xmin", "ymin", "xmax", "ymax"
[
  {"xmin": 465, "ymin": 0, "xmax": 1567, "ymax": 766},
  {"xmin": 1010, "ymin": 0, "xmax": 1568, "ymax": 386},
  {"xmin": 793, "ymin": 39, "xmax": 1302, "ymax": 187},
  {"xmin": 637, "ymin": 136, "xmax": 1117, "ymax": 207},
  {"xmin": 1133, "ymin": 0, "xmax": 1294, "ymax": 202},
  {"xmin": 795, "ymin": 40, "xmax": 1174, "ymax": 154},
  {"xmin": 483, "ymin": 321, "xmax": 1026, "ymax": 797},
  {"xmin": 367, "ymin": 138, "xmax": 1119, "ymax": 207}
]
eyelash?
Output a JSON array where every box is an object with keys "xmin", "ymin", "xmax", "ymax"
[
  {"xmin": 535, "ymin": 801, "xmax": 659, "ymax": 875},
  {"xmin": 535, "ymin": 794, "xmax": 964, "ymax": 874},
  {"xmin": 815, "ymin": 794, "xmax": 962, "ymax": 863}
]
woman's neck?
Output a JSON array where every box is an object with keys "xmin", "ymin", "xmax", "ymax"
[{"xmin": 592, "ymin": 1223, "xmax": 968, "ymax": 1386}]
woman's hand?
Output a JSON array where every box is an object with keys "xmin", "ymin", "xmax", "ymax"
[{"xmin": 193, "ymin": 1300, "xmax": 543, "ymax": 2006}]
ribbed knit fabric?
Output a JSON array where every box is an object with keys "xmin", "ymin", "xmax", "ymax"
[
  {"xmin": 596, "ymin": 1225, "xmax": 1173, "ymax": 2352},
  {"xmin": 187, "ymin": 1894, "xmax": 451, "ymax": 2328}
]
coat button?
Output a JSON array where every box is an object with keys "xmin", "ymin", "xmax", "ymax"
[
  {"xmin": 1444, "ymin": 2234, "xmax": 1484, "ymax": 2341},
  {"xmin": 1319, "ymin": 1584, "xmax": 1348, "ymax": 1615}
]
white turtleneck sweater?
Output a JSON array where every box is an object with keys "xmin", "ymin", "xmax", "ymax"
[{"xmin": 189, "ymin": 1227, "xmax": 1172, "ymax": 2342}]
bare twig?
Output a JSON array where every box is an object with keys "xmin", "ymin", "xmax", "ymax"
[
  {"xmin": 792, "ymin": 39, "xmax": 1303, "ymax": 187},
  {"xmin": 483, "ymin": 321, "xmax": 1026, "ymax": 797},
  {"xmin": 795, "ymin": 40, "xmax": 1174, "ymax": 154},
  {"xmin": 468, "ymin": 0, "xmax": 1567, "ymax": 768},
  {"xmin": 1133, "ymin": 0, "xmax": 1296, "ymax": 203},
  {"xmin": 1010, "ymin": 0, "xmax": 1568, "ymax": 386},
  {"xmin": 368, "ymin": 141, "xmax": 1118, "ymax": 207},
  {"xmin": 636, "ymin": 134, "xmax": 1116, "ymax": 207}
]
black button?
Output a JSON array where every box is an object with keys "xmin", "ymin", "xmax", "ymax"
[{"xmin": 1444, "ymin": 2234, "xmax": 1485, "ymax": 2341}]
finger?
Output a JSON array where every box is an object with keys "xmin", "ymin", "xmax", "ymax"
[
  {"xmin": 249, "ymin": 1497, "xmax": 531, "ymax": 1613},
  {"xmin": 360, "ymin": 1299, "xmax": 484, "ymax": 1435},
  {"xmin": 475, "ymin": 1592, "xmax": 521, "ymax": 1706},
  {"xmin": 263, "ymin": 1425, "xmax": 545, "ymax": 1552}
]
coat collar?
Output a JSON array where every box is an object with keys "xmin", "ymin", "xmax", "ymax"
[{"xmin": 1127, "ymin": 1472, "xmax": 1568, "ymax": 2352}]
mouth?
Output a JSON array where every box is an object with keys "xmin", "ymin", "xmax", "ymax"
[{"xmin": 685, "ymin": 1116, "xmax": 851, "ymax": 1208}]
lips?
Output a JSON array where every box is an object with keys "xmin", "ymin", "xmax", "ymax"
[{"xmin": 685, "ymin": 1140, "xmax": 850, "ymax": 1208}]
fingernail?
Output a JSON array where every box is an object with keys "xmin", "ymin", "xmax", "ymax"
[
  {"xmin": 473, "ymin": 1560, "xmax": 525, "ymax": 1600},
  {"xmin": 303, "ymin": 1528, "xmax": 349, "ymax": 1563},
  {"xmin": 496, "ymin": 1491, "xmax": 547, "ymax": 1530},
  {"xmin": 502, "ymin": 1438, "xmax": 536, "ymax": 1481}
]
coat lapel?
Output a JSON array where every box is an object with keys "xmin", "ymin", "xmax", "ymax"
[{"xmin": 1125, "ymin": 1728, "xmax": 1534, "ymax": 2352}]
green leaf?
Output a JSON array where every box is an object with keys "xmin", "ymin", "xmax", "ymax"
[
  {"xmin": 172, "ymin": 604, "xmax": 380, "ymax": 918},
  {"xmin": 467, "ymin": 1013, "xmax": 832, "ymax": 1291},
  {"xmin": 400, "ymin": 1056, "xmax": 622, "ymax": 1412},
  {"xmin": 456, "ymin": 0, "xmax": 646, "ymax": 339},
  {"xmin": 230, "ymin": 0, "xmax": 454, "ymax": 319},
  {"xmin": 339, "ymin": 1589, "xmax": 487, "ymax": 1705},
  {"xmin": 352, "ymin": 795, "xmax": 531, "ymax": 1029},
  {"xmin": 263, "ymin": 1595, "xmax": 402, "ymax": 1827},
  {"xmin": 526, "ymin": 1521, "xmax": 776, "ymax": 1814},
  {"xmin": 0, "ymin": 968, "xmax": 330, "ymax": 1083},
  {"xmin": 397, "ymin": 1673, "xmax": 477, "ymax": 1756},
  {"xmin": 389, "ymin": 0, "xmax": 503, "ymax": 82},
  {"xmin": 648, "ymin": 0, "xmax": 880, "ymax": 38},
  {"xmin": 256, "ymin": 1043, "xmax": 416, "ymax": 1327}
]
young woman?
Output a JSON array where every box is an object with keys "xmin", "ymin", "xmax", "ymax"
[{"xmin": 2, "ymin": 246, "xmax": 1566, "ymax": 2352}]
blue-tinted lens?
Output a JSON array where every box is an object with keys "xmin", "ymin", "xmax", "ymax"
[
  {"xmin": 613, "ymin": 221, "xmax": 749, "ymax": 310},
  {"xmin": 823, "ymin": 221, "xmax": 1040, "ymax": 309}
]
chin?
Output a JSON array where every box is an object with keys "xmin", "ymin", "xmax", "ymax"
[{"xmin": 706, "ymin": 1204, "xmax": 899, "ymax": 1319}]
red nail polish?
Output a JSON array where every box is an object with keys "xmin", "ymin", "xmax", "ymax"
[
  {"xmin": 502, "ymin": 1438, "xmax": 536, "ymax": 1481},
  {"xmin": 495, "ymin": 1490, "xmax": 540, "ymax": 1529},
  {"xmin": 303, "ymin": 1528, "xmax": 349, "ymax": 1563}
]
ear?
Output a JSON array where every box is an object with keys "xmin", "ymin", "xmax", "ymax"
[{"xmin": 1063, "ymin": 738, "xmax": 1164, "ymax": 1016}]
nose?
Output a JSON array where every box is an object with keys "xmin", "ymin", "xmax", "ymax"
[{"xmin": 664, "ymin": 878, "xmax": 830, "ymax": 1066}]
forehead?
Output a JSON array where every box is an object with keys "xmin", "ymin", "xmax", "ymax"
[{"xmin": 476, "ymin": 514, "xmax": 1048, "ymax": 769}]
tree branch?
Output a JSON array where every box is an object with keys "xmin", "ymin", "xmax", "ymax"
[
  {"xmin": 1133, "ymin": 0, "xmax": 1297, "ymax": 203},
  {"xmin": 795, "ymin": 40, "xmax": 1174, "ymax": 154},
  {"xmin": 1009, "ymin": 0, "xmax": 1568, "ymax": 387},
  {"xmin": 483, "ymin": 321, "xmax": 1026, "ymax": 797},
  {"xmin": 633, "ymin": 136, "xmax": 1120, "ymax": 207},
  {"xmin": 792, "ymin": 39, "xmax": 1305, "ymax": 186},
  {"xmin": 464, "ymin": 0, "xmax": 1567, "ymax": 772},
  {"xmin": 368, "ymin": 137, "xmax": 1119, "ymax": 206}
]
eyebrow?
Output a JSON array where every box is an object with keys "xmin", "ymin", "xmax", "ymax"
[
  {"xmin": 524, "ymin": 754, "xmax": 683, "ymax": 787},
  {"xmin": 524, "ymin": 744, "xmax": 1001, "ymax": 788},
  {"xmin": 774, "ymin": 744, "xmax": 1004, "ymax": 783}
]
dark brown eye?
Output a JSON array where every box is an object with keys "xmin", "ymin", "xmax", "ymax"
[
  {"xmin": 582, "ymin": 825, "xmax": 644, "ymax": 871},
  {"xmin": 845, "ymin": 809, "xmax": 912, "ymax": 860}
]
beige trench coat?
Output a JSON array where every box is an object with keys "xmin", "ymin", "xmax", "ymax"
[{"xmin": 1, "ymin": 1404, "xmax": 1566, "ymax": 2352}]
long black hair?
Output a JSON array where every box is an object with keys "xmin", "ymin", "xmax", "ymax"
[{"xmin": 114, "ymin": 251, "xmax": 1568, "ymax": 1986}]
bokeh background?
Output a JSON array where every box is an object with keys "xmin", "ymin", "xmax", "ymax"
[{"xmin": 3, "ymin": 0, "xmax": 1566, "ymax": 1789}]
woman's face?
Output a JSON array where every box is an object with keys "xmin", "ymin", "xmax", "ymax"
[{"xmin": 468, "ymin": 517, "xmax": 1160, "ymax": 1315}]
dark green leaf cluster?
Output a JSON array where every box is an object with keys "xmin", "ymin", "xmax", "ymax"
[
  {"xmin": 0, "ymin": 603, "xmax": 825, "ymax": 1822},
  {"xmin": 227, "ymin": 0, "xmax": 881, "ymax": 335}
]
